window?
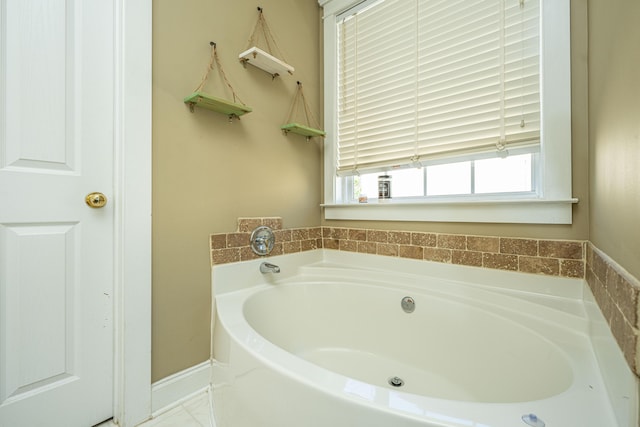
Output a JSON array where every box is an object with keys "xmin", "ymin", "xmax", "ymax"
[
  {"xmin": 350, "ymin": 152, "xmax": 534, "ymax": 201},
  {"xmin": 319, "ymin": 0, "xmax": 575, "ymax": 224}
]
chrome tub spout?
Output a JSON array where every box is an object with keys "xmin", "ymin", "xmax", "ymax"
[{"xmin": 260, "ymin": 262, "xmax": 280, "ymax": 274}]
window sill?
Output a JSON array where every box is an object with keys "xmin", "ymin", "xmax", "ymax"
[{"xmin": 321, "ymin": 198, "xmax": 579, "ymax": 224}]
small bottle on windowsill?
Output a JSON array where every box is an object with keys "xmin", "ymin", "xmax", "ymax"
[{"xmin": 378, "ymin": 175, "xmax": 391, "ymax": 203}]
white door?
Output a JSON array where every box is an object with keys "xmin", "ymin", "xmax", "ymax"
[{"xmin": 0, "ymin": 1, "xmax": 115, "ymax": 426}]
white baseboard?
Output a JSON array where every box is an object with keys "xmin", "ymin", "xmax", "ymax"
[{"xmin": 151, "ymin": 360, "xmax": 213, "ymax": 415}]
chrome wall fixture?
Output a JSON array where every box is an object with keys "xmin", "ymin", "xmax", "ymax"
[{"xmin": 250, "ymin": 225, "xmax": 275, "ymax": 256}]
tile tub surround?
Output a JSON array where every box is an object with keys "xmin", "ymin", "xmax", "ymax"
[
  {"xmin": 211, "ymin": 221, "xmax": 585, "ymax": 279},
  {"xmin": 587, "ymin": 243, "xmax": 640, "ymax": 376},
  {"xmin": 210, "ymin": 219, "xmax": 640, "ymax": 378},
  {"xmin": 321, "ymin": 227, "xmax": 586, "ymax": 278}
]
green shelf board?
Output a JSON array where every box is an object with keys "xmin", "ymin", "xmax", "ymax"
[
  {"xmin": 184, "ymin": 92, "xmax": 252, "ymax": 117},
  {"xmin": 281, "ymin": 123, "xmax": 325, "ymax": 138}
]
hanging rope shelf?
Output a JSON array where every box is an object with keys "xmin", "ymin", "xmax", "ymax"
[
  {"xmin": 281, "ymin": 81, "xmax": 325, "ymax": 141},
  {"xmin": 239, "ymin": 7, "xmax": 294, "ymax": 79},
  {"xmin": 184, "ymin": 42, "xmax": 252, "ymax": 120}
]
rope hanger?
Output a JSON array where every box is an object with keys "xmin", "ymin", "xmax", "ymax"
[
  {"xmin": 283, "ymin": 81, "xmax": 325, "ymax": 140},
  {"xmin": 194, "ymin": 41, "xmax": 247, "ymax": 107},
  {"xmin": 239, "ymin": 7, "xmax": 295, "ymax": 79},
  {"xmin": 246, "ymin": 7, "xmax": 289, "ymax": 65}
]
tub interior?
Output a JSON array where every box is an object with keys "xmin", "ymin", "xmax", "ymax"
[{"xmin": 243, "ymin": 281, "xmax": 574, "ymax": 403}]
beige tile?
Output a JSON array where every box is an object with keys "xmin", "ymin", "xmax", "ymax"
[
  {"xmin": 308, "ymin": 227, "xmax": 322, "ymax": 239},
  {"xmin": 263, "ymin": 217, "xmax": 283, "ymax": 230},
  {"xmin": 539, "ymin": 240, "xmax": 584, "ymax": 259},
  {"xmin": 240, "ymin": 246, "xmax": 260, "ymax": 261},
  {"xmin": 274, "ymin": 229, "xmax": 292, "ymax": 242},
  {"xmin": 182, "ymin": 392, "xmax": 214, "ymax": 427},
  {"xmin": 399, "ymin": 245, "xmax": 423, "ymax": 260},
  {"xmin": 500, "ymin": 238, "xmax": 538, "ymax": 256},
  {"xmin": 211, "ymin": 248, "xmax": 240, "ymax": 265},
  {"xmin": 340, "ymin": 239, "xmax": 358, "ymax": 252},
  {"xmin": 452, "ymin": 250, "xmax": 482, "ymax": 267},
  {"xmin": 291, "ymin": 228, "xmax": 310, "ymax": 241},
  {"xmin": 270, "ymin": 243, "xmax": 284, "ymax": 256},
  {"xmin": 610, "ymin": 307, "xmax": 638, "ymax": 373},
  {"xmin": 482, "ymin": 253, "xmax": 518, "ymax": 271},
  {"xmin": 378, "ymin": 243, "xmax": 399, "ymax": 257},
  {"xmin": 411, "ymin": 232, "xmax": 436, "ymax": 247},
  {"xmin": 519, "ymin": 256, "xmax": 559, "ymax": 276},
  {"xmin": 210, "ymin": 234, "xmax": 226, "ymax": 250},
  {"xmin": 324, "ymin": 227, "xmax": 348, "ymax": 239},
  {"xmin": 141, "ymin": 406, "xmax": 201, "ymax": 427},
  {"xmin": 587, "ymin": 268, "xmax": 613, "ymax": 322},
  {"xmin": 607, "ymin": 266, "xmax": 639, "ymax": 327},
  {"xmin": 467, "ymin": 236, "xmax": 499, "ymax": 253},
  {"xmin": 437, "ymin": 234, "xmax": 466, "ymax": 250},
  {"xmin": 237, "ymin": 217, "xmax": 263, "ymax": 232},
  {"xmin": 592, "ymin": 249, "xmax": 609, "ymax": 284},
  {"xmin": 358, "ymin": 241, "xmax": 377, "ymax": 254},
  {"xmin": 388, "ymin": 231, "xmax": 411, "ymax": 245},
  {"xmin": 423, "ymin": 247, "xmax": 452, "ymax": 263},
  {"xmin": 301, "ymin": 239, "xmax": 320, "ymax": 251},
  {"xmin": 560, "ymin": 259, "xmax": 585, "ymax": 278},
  {"xmin": 226, "ymin": 232, "xmax": 249, "ymax": 248},
  {"xmin": 323, "ymin": 238, "xmax": 340, "ymax": 250},
  {"xmin": 284, "ymin": 241, "xmax": 301, "ymax": 254},
  {"xmin": 348, "ymin": 228, "xmax": 367, "ymax": 241},
  {"xmin": 367, "ymin": 229, "xmax": 388, "ymax": 243}
]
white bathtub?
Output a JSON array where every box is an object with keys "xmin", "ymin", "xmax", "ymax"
[{"xmin": 211, "ymin": 250, "xmax": 637, "ymax": 427}]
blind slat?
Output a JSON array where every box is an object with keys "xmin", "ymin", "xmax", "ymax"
[{"xmin": 337, "ymin": 0, "xmax": 540, "ymax": 174}]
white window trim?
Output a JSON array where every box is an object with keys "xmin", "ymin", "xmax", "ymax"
[{"xmin": 319, "ymin": 0, "xmax": 577, "ymax": 224}]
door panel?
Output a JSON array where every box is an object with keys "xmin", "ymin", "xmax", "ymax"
[
  {"xmin": 3, "ymin": 0, "xmax": 78, "ymax": 172},
  {"xmin": 0, "ymin": 0, "xmax": 115, "ymax": 425},
  {"xmin": 1, "ymin": 223, "xmax": 79, "ymax": 404}
]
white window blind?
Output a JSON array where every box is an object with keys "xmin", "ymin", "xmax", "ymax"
[{"xmin": 337, "ymin": 0, "xmax": 540, "ymax": 176}]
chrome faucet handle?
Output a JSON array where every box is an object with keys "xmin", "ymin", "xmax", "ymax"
[
  {"xmin": 254, "ymin": 236, "xmax": 268, "ymax": 251},
  {"xmin": 250, "ymin": 226, "xmax": 275, "ymax": 256}
]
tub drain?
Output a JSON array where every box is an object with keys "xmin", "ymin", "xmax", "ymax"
[{"xmin": 388, "ymin": 376, "xmax": 404, "ymax": 387}]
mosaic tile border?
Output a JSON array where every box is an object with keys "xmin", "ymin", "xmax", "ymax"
[
  {"xmin": 211, "ymin": 219, "xmax": 585, "ymax": 279},
  {"xmin": 321, "ymin": 227, "xmax": 585, "ymax": 278},
  {"xmin": 586, "ymin": 243, "xmax": 640, "ymax": 376}
]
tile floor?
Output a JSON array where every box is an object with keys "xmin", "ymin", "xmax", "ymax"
[{"xmin": 97, "ymin": 391, "xmax": 215, "ymax": 427}]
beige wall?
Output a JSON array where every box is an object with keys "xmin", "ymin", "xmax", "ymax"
[
  {"xmin": 152, "ymin": 0, "xmax": 322, "ymax": 381},
  {"xmin": 588, "ymin": 0, "xmax": 640, "ymax": 279},
  {"xmin": 322, "ymin": 0, "xmax": 591, "ymax": 241},
  {"xmin": 152, "ymin": 0, "xmax": 640, "ymax": 382}
]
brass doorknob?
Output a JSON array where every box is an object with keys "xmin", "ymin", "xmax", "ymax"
[{"xmin": 85, "ymin": 192, "xmax": 107, "ymax": 208}]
